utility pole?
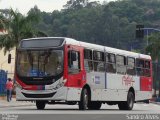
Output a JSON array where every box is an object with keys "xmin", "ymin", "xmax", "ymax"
[{"xmin": 158, "ymin": 52, "xmax": 160, "ymax": 98}]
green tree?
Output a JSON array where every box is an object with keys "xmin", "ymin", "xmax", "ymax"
[
  {"xmin": 145, "ymin": 32, "xmax": 160, "ymax": 97},
  {"xmin": 29, "ymin": 0, "xmax": 160, "ymax": 50},
  {"xmin": 145, "ymin": 33, "xmax": 160, "ymax": 61},
  {"xmin": 63, "ymin": 0, "xmax": 89, "ymax": 10},
  {"xmin": 0, "ymin": 14, "xmax": 5, "ymax": 30}
]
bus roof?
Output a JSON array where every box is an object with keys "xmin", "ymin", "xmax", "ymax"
[{"xmin": 65, "ymin": 37, "xmax": 151, "ymax": 60}]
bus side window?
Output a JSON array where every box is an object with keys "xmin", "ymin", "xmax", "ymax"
[
  {"xmin": 143, "ymin": 60, "xmax": 151, "ymax": 77},
  {"xmin": 136, "ymin": 59, "xmax": 144, "ymax": 76},
  {"xmin": 68, "ymin": 50, "xmax": 80, "ymax": 74},
  {"xmin": 84, "ymin": 49, "xmax": 93, "ymax": 72},
  {"xmin": 127, "ymin": 57, "xmax": 136, "ymax": 75},
  {"xmin": 116, "ymin": 55, "xmax": 127, "ymax": 75},
  {"xmin": 93, "ymin": 51, "xmax": 105, "ymax": 72},
  {"xmin": 106, "ymin": 53, "xmax": 116, "ymax": 73}
]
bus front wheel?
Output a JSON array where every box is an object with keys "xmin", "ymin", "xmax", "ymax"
[{"xmin": 36, "ymin": 101, "xmax": 46, "ymax": 110}]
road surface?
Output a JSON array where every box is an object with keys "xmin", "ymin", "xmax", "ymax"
[
  {"xmin": 0, "ymin": 102, "xmax": 160, "ymax": 114},
  {"xmin": 0, "ymin": 103, "xmax": 160, "ymax": 120}
]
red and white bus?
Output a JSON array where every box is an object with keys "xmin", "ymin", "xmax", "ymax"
[{"xmin": 14, "ymin": 37, "xmax": 152, "ymax": 110}]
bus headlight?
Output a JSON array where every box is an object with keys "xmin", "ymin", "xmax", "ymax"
[{"xmin": 55, "ymin": 79, "xmax": 67, "ymax": 89}]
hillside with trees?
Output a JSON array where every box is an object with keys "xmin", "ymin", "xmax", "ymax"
[
  {"xmin": 1, "ymin": 0, "xmax": 160, "ymax": 52},
  {"xmin": 34, "ymin": 0, "xmax": 160, "ymax": 51}
]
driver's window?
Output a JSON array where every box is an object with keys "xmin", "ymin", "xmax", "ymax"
[{"xmin": 68, "ymin": 50, "xmax": 80, "ymax": 74}]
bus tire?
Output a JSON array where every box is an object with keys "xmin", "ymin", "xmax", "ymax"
[
  {"xmin": 36, "ymin": 101, "xmax": 46, "ymax": 110},
  {"xmin": 118, "ymin": 91, "xmax": 134, "ymax": 110},
  {"xmin": 79, "ymin": 88, "xmax": 89, "ymax": 110},
  {"xmin": 88, "ymin": 101, "xmax": 102, "ymax": 110}
]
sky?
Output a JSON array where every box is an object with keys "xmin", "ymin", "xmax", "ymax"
[{"xmin": 0, "ymin": 0, "xmax": 116, "ymax": 15}]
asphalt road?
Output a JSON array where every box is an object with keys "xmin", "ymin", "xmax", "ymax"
[
  {"xmin": 0, "ymin": 103, "xmax": 160, "ymax": 120},
  {"xmin": 0, "ymin": 103, "xmax": 160, "ymax": 113}
]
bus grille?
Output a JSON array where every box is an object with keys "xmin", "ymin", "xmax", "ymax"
[{"xmin": 22, "ymin": 92, "xmax": 56, "ymax": 98}]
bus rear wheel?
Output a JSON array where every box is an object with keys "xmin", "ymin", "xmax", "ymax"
[
  {"xmin": 88, "ymin": 101, "xmax": 102, "ymax": 110},
  {"xmin": 79, "ymin": 88, "xmax": 89, "ymax": 110},
  {"xmin": 118, "ymin": 91, "xmax": 134, "ymax": 110},
  {"xmin": 36, "ymin": 101, "xmax": 46, "ymax": 110}
]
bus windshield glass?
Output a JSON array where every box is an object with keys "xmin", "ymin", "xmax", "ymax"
[{"xmin": 16, "ymin": 50, "xmax": 63, "ymax": 77}]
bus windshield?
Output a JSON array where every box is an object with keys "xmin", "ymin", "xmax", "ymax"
[{"xmin": 16, "ymin": 49, "xmax": 63, "ymax": 77}]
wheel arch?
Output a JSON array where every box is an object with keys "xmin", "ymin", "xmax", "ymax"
[{"xmin": 81, "ymin": 84, "xmax": 91, "ymax": 100}]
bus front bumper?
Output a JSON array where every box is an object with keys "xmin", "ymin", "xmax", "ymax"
[{"xmin": 16, "ymin": 87, "xmax": 81, "ymax": 101}]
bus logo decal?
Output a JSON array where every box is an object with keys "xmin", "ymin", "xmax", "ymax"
[{"xmin": 122, "ymin": 75, "xmax": 135, "ymax": 86}]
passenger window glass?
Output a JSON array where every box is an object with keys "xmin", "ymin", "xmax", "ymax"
[
  {"xmin": 143, "ymin": 60, "xmax": 151, "ymax": 77},
  {"xmin": 136, "ymin": 59, "xmax": 151, "ymax": 77},
  {"xmin": 106, "ymin": 53, "xmax": 116, "ymax": 73},
  {"xmin": 84, "ymin": 49, "xmax": 92, "ymax": 60},
  {"xmin": 145, "ymin": 61, "xmax": 150, "ymax": 69},
  {"xmin": 84, "ymin": 49, "xmax": 93, "ymax": 72},
  {"xmin": 127, "ymin": 57, "xmax": 135, "ymax": 75},
  {"xmin": 84, "ymin": 60, "xmax": 93, "ymax": 72},
  {"xmin": 68, "ymin": 50, "xmax": 80, "ymax": 74},
  {"xmin": 136, "ymin": 59, "xmax": 144, "ymax": 76},
  {"xmin": 93, "ymin": 51, "xmax": 105, "ymax": 72},
  {"xmin": 94, "ymin": 62, "xmax": 104, "ymax": 72},
  {"xmin": 116, "ymin": 55, "xmax": 126, "ymax": 74},
  {"xmin": 93, "ymin": 51, "xmax": 104, "ymax": 61}
]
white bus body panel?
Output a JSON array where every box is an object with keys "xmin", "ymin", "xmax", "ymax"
[
  {"xmin": 106, "ymin": 73, "xmax": 140, "ymax": 90},
  {"xmin": 135, "ymin": 91, "xmax": 152, "ymax": 101},
  {"xmin": 16, "ymin": 87, "xmax": 68, "ymax": 101},
  {"xmin": 16, "ymin": 86, "xmax": 82, "ymax": 101},
  {"xmin": 86, "ymin": 71, "xmax": 151, "ymax": 101}
]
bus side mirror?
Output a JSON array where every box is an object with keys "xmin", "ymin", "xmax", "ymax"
[{"xmin": 8, "ymin": 54, "xmax": 11, "ymax": 64}]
